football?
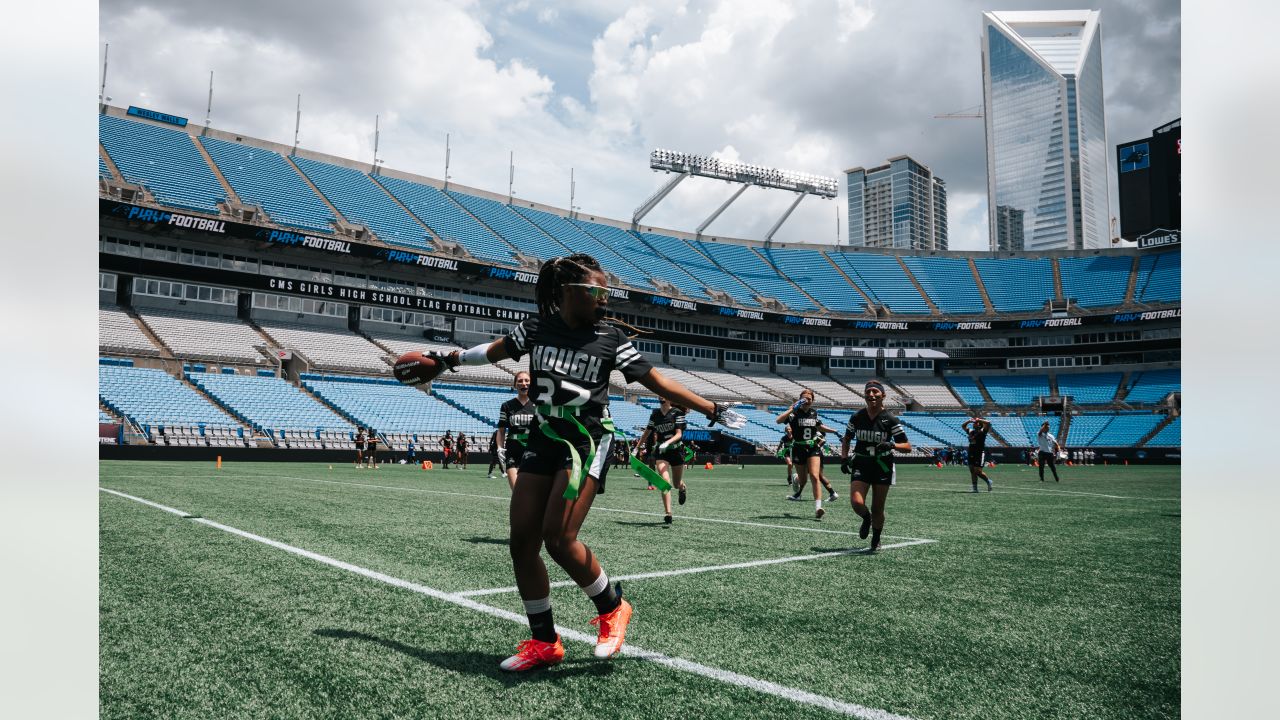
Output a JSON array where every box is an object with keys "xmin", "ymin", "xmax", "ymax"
[{"xmin": 393, "ymin": 351, "xmax": 445, "ymax": 386}]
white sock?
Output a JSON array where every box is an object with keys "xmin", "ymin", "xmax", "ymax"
[
  {"xmin": 581, "ymin": 570, "xmax": 609, "ymax": 597},
  {"xmin": 522, "ymin": 596, "xmax": 551, "ymax": 614},
  {"xmin": 815, "ymin": 497, "xmax": 823, "ymax": 510}
]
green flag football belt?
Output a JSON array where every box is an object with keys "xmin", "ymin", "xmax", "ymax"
[
  {"xmin": 535, "ymin": 405, "xmax": 615, "ymax": 501},
  {"xmin": 854, "ymin": 450, "xmax": 891, "ymax": 472},
  {"xmin": 629, "ymin": 455, "xmax": 672, "ymax": 491}
]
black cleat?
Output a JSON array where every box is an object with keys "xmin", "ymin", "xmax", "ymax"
[
  {"xmin": 678, "ymin": 487, "xmax": 687, "ymax": 505},
  {"xmin": 868, "ymin": 541, "xmax": 881, "ymax": 553},
  {"xmin": 663, "ymin": 514, "xmax": 673, "ymax": 525},
  {"xmin": 859, "ymin": 515, "xmax": 871, "ymax": 540}
]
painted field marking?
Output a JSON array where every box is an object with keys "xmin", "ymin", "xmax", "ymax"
[
  {"xmin": 101, "ymin": 487, "xmax": 918, "ymax": 720},
  {"xmin": 455, "ymin": 538, "xmax": 936, "ymax": 597}
]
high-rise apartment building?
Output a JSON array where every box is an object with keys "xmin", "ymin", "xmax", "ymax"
[{"xmin": 845, "ymin": 155, "xmax": 947, "ymax": 251}]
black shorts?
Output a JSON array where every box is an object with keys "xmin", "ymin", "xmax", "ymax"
[
  {"xmin": 655, "ymin": 445, "xmax": 686, "ymax": 467},
  {"xmin": 1038, "ymin": 450, "xmax": 1057, "ymax": 465},
  {"xmin": 518, "ymin": 418, "xmax": 615, "ymax": 494},
  {"xmin": 849, "ymin": 459, "xmax": 896, "ymax": 486},
  {"xmin": 790, "ymin": 443, "xmax": 821, "ymax": 463},
  {"xmin": 967, "ymin": 448, "xmax": 985, "ymax": 468},
  {"xmin": 503, "ymin": 439, "xmax": 528, "ymax": 470}
]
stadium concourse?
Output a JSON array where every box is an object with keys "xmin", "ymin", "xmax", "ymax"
[{"xmin": 98, "ymin": 108, "xmax": 1180, "ymax": 462}]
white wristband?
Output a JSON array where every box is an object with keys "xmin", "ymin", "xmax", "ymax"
[{"xmin": 457, "ymin": 343, "xmax": 490, "ymax": 366}]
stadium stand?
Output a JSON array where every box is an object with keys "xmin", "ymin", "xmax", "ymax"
[
  {"xmin": 99, "ymin": 366, "xmax": 240, "ymax": 434},
  {"xmin": 636, "ymin": 232, "xmax": 762, "ymax": 306},
  {"xmin": 695, "ymin": 241, "xmax": 817, "ymax": 310},
  {"xmin": 986, "ymin": 415, "xmax": 1032, "ymax": 447},
  {"xmin": 684, "ymin": 368, "xmax": 777, "ymax": 405},
  {"xmin": 570, "ymin": 221, "xmax": 709, "ymax": 300},
  {"xmin": 898, "ymin": 412, "xmax": 970, "ymax": 446},
  {"xmin": 443, "ymin": 190, "xmax": 564, "ymax": 262},
  {"xmin": 1064, "ymin": 413, "xmax": 1112, "ymax": 445},
  {"xmin": 761, "ymin": 248, "xmax": 866, "ymax": 313},
  {"xmin": 98, "ymin": 115, "xmax": 226, "ymax": 214},
  {"xmin": 290, "ymin": 156, "xmax": 433, "ymax": 250},
  {"xmin": 1124, "ymin": 369, "xmax": 1180, "ymax": 404},
  {"xmin": 972, "ymin": 257, "xmax": 1056, "ymax": 312},
  {"xmin": 256, "ymin": 322, "xmax": 389, "ymax": 373},
  {"xmin": 199, "ymin": 136, "xmax": 336, "ymax": 233},
  {"xmin": 831, "ymin": 253, "xmax": 932, "ymax": 314},
  {"xmin": 607, "ymin": 397, "xmax": 657, "ymax": 439},
  {"xmin": 1092, "ymin": 412, "xmax": 1165, "ymax": 446},
  {"xmin": 786, "ymin": 376, "xmax": 865, "ymax": 406},
  {"xmin": 1021, "ymin": 415, "xmax": 1062, "ymax": 445},
  {"xmin": 1055, "ymin": 372, "xmax": 1122, "ymax": 405},
  {"xmin": 980, "ymin": 375, "xmax": 1050, "ymax": 406},
  {"xmin": 1134, "ymin": 251, "xmax": 1181, "ymax": 304},
  {"xmin": 945, "ymin": 376, "xmax": 987, "ymax": 407},
  {"xmin": 1057, "ymin": 256, "xmax": 1132, "ymax": 308},
  {"xmin": 900, "ymin": 257, "xmax": 987, "ymax": 314},
  {"xmin": 187, "ymin": 372, "xmax": 352, "ymax": 436},
  {"xmin": 100, "ymin": 305, "xmax": 161, "ymax": 356},
  {"xmin": 1145, "ymin": 417, "xmax": 1180, "ymax": 446},
  {"xmin": 136, "ymin": 309, "xmax": 266, "ymax": 363},
  {"xmin": 373, "ymin": 176, "xmax": 518, "ymax": 264},
  {"xmin": 99, "ymin": 154, "xmax": 112, "ymax": 179},
  {"xmin": 302, "ymin": 375, "xmax": 494, "ymax": 437},
  {"xmin": 889, "ymin": 378, "xmax": 963, "ymax": 409},
  {"xmin": 650, "ymin": 362, "xmax": 734, "ymax": 399},
  {"xmin": 509, "ymin": 207, "xmax": 654, "ymax": 289}
]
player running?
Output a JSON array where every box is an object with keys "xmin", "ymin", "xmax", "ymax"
[
  {"xmin": 633, "ymin": 397, "xmax": 690, "ymax": 525},
  {"xmin": 778, "ymin": 427, "xmax": 797, "ymax": 488},
  {"xmin": 788, "ymin": 433, "xmax": 839, "ymax": 503},
  {"xmin": 840, "ymin": 380, "xmax": 911, "ymax": 552},
  {"xmin": 397, "ymin": 254, "xmax": 745, "ymax": 671},
  {"xmin": 961, "ymin": 416, "xmax": 994, "ymax": 492},
  {"xmin": 1037, "ymin": 421, "xmax": 1062, "ymax": 482},
  {"xmin": 777, "ymin": 388, "xmax": 840, "ymax": 519},
  {"xmin": 496, "ymin": 371, "xmax": 536, "ymax": 490}
]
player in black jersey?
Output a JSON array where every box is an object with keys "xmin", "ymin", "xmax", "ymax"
[
  {"xmin": 788, "ymin": 433, "xmax": 839, "ymax": 504},
  {"xmin": 496, "ymin": 371, "xmax": 536, "ymax": 490},
  {"xmin": 633, "ymin": 397, "xmax": 690, "ymax": 525},
  {"xmin": 961, "ymin": 416, "xmax": 994, "ymax": 492},
  {"xmin": 776, "ymin": 388, "xmax": 840, "ymax": 520},
  {"xmin": 456, "ymin": 432, "xmax": 469, "ymax": 470},
  {"xmin": 840, "ymin": 380, "xmax": 911, "ymax": 551},
  {"xmin": 403, "ymin": 254, "xmax": 746, "ymax": 671},
  {"xmin": 486, "ymin": 431, "xmax": 499, "ymax": 478},
  {"xmin": 778, "ymin": 427, "xmax": 798, "ymax": 489},
  {"xmin": 441, "ymin": 431, "xmax": 454, "ymax": 469},
  {"xmin": 354, "ymin": 428, "xmax": 366, "ymax": 468}
]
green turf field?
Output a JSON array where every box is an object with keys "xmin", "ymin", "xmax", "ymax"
[{"xmin": 99, "ymin": 459, "xmax": 1179, "ymax": 720}]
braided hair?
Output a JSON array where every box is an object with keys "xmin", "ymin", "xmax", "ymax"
[{"xmin": 534, "ymin": 254, "xmax": 601, "ymax": 318}]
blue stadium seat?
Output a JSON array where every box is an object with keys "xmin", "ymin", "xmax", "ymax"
[
  {"xmin": 1055, "ymin": 372, "xmax": 1122, "ymax": 404},
  {"xmin": 899, "ymin": 412, "xmax": 970, "ymax": 446},
  {"xmin": 187, "ymin": 372, "xmax": 352, "ymax": 433},
  {"xmin": 99, "ymin": 154, "xmax": 111, "ymax": 179},
  {"xmin": 986, "ymin": 415, "xmax": 1032, "ymax": 446},
  {"xmin": 371, "ymin": 178, "xmax": 518, "ymax": 264},
  {"xmin": 199, "ymin": 136, "xmax": 336, "ymax": 234},
  {"xmin": 973, "ymin": 257, "xmax": 1055, "ymax": 312},
  {"xmin": 694, "ymin": 241, "xmax": 817, "ymax": 310},
  {"xmin": 509, "ymin": 207, "xmax": 654, "ymax": 289},
  {"xmin": 99, "ymin": 366, "xmax": 238, "ymax": 431},
  {"xmin": 1145, "ymin": 417, "xmax": 1180, "ymax": 446},
  {"xmin": 443, "ymin": 191, "xmax": 566, "ymax": 262},
  {"xmin": 1134, "ymin": 251, "xmax": 1180, "ymax": 304},
  {"xmin": 1021, "ymin": 415, "xmax": 1061, "ymax": 444},
  {"xmin": 946, "ymin": 377, "xmax": 987, "ymax": 406},
  {"xmin": 981, "ymin": 375, "xmax": 1050, "ymax": 406},
  {"xmin": 290, "ymin": 157, "xmax": 433, "ymax": 250},
  {"xmin": 1124, "ymin": 369, "xmax": 1180, "ymax": 404},
  {"xmin": 1057, "ymin": 256, "xmax": 1132, "ymax": 308},
  {"xmin": 636, "ymin": 232, "xmax": 761, "ymax": 307},
  {"xmin": 900, "ymin": 257, "xmax": 987, "ymax": 315},
  {"xmin": 303, "ymin": 375, "xmax": 494, "ymax": 436},
  {"xmin": 831, "ymin": 253, "xmax": 932, "ymax": 314},
  {"xmin": 761, "ymin": 248, "xmax": 866, "ymax": 313},
  {"xmin": 575, "ymin": 221, "xmax": 710, "ymax": 300},
  {"xmin": 1092, "ymin": 412, "xmax": 1164, "ymax": 446},
  {"xmin": 98, "ymin": 115, "xmax": 226, "ymax": 214}
]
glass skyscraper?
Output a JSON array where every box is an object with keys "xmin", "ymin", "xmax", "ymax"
[
  {"xmin": 982, "ymin": 10, "xmax": 1111, "ymax": 251},
  {"xmin": 846, "ymin": 155, "xmax": 947, "ymax": 251}
]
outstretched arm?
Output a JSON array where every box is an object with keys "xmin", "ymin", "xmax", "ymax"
[{"xmin": 635, "ymin": 369, "xmax": 745, "ymax": 429}]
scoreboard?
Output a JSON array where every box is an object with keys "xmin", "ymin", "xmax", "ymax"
[{"xmin": 1117, "ymin": 119, "xmax": 1180, "ymax": 241}]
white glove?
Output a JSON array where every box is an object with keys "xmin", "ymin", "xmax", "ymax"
[
  {"xmin": 710, "ymin": 404, "xmax": 747, "ymax": 430},
  {"xmin": 496, "ymin": 446, "xmax": 507, "ymax": 467},
  {"xmin": 658, "ymin": 440, "xmax": 674, "ymax": 452}
]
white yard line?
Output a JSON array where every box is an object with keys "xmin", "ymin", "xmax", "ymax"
[
  {"xmin": 455, "ymin": 539, "xmax": 936, "ymax": 597},
  {"xmin": 101, "ymin": 487, "xmax": 918, "ymax": 720}
]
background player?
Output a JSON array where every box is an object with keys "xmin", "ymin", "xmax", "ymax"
[
  {"xmin": 840, "ymin": 380, "xmax": 911, "ymax": 551},
  {"xmin": 776, "ymin": 388, "xmax": 839, "ymax": 519},
  {"xmin": 397, "ymin": 253, "xmax": 745, "ymax": 672},
  {"xmin": 365, "ymin": 429, "xmax": 378, "ymax": 469},
  {"xmin": 496, "ymin": 371, "xmax": 536, "ymax": 490},
  {"xmin": 778, "ymin": 426, "xmax": 797, "ymax": 489},
  {"xmin": 961, "ymin": 416, "xmax": 994, "ymax": 492},
  {"xmin": 354, "ymin": 427, "xmax": 366, "ymax": 468},
  {"xmin": 633, "ymin": 397, "xmax": 690, "ymax": 525},
  {"xmin": 441, "ymin": 430, "xmax": 454, "ymax": 469},
  {"xmin": 1037, "ymin": 421, "xmax": 1062, "ymax": 482},
  {"xmin": 456, "ymin": 431, "xmax": 469, "ymax": 470}
]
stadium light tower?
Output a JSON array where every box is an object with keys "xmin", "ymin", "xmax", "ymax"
[{"xmin": 634, "ymin": 149, "xmax": 838, "ymax": 241}]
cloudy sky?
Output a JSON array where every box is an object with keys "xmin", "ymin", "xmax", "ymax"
[{"xmin": 98, "ymin": 0, "xmax": 1180, "ymax": 250}]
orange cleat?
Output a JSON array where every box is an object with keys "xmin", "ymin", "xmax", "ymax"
[
  {"xmin": 590, "ymin": 598, "xmax": 634, "ymax": 659},
  {"xmin": 499, "ymin": 636, "xmax": 565, "ymax": 671}
]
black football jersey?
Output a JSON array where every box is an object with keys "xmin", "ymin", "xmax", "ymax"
[
  {"xmin": 499, "ymin": 397, "xmax": 537, "ymax": 438},
  {"xmin": 502, "ymin": 314, "xmax": 653, "ymax": 414},
  {"xmin": 967, "ymin": 424, "xmax": 989, "ymax": 450},
  {"xmin": 646, "ymin": 407, "xmax": 687, "ymax": 444},
  {"xmin": 787, "ymin": 406, "xmax": 823, "ymax": 443},
  {"xmin": 843, "ymin": 410, "xmax": 909, "ymax": 460}
]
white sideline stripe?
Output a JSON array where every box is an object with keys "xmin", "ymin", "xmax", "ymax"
[
  {"xmin": 899, "ymin": 485, "xmax": 1136, "ymax": 500},
  {"xmin": 456, "ymin": 539, "xmax": 936, "ymax": 597},
  {"xmin": 100, "ymin": 487, "xmax": 917, "ymax": 720}
]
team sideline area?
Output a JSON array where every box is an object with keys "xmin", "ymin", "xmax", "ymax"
[{"xmin": 100, "ymin": 460, "xmax": 1178, "ymax": 720}]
